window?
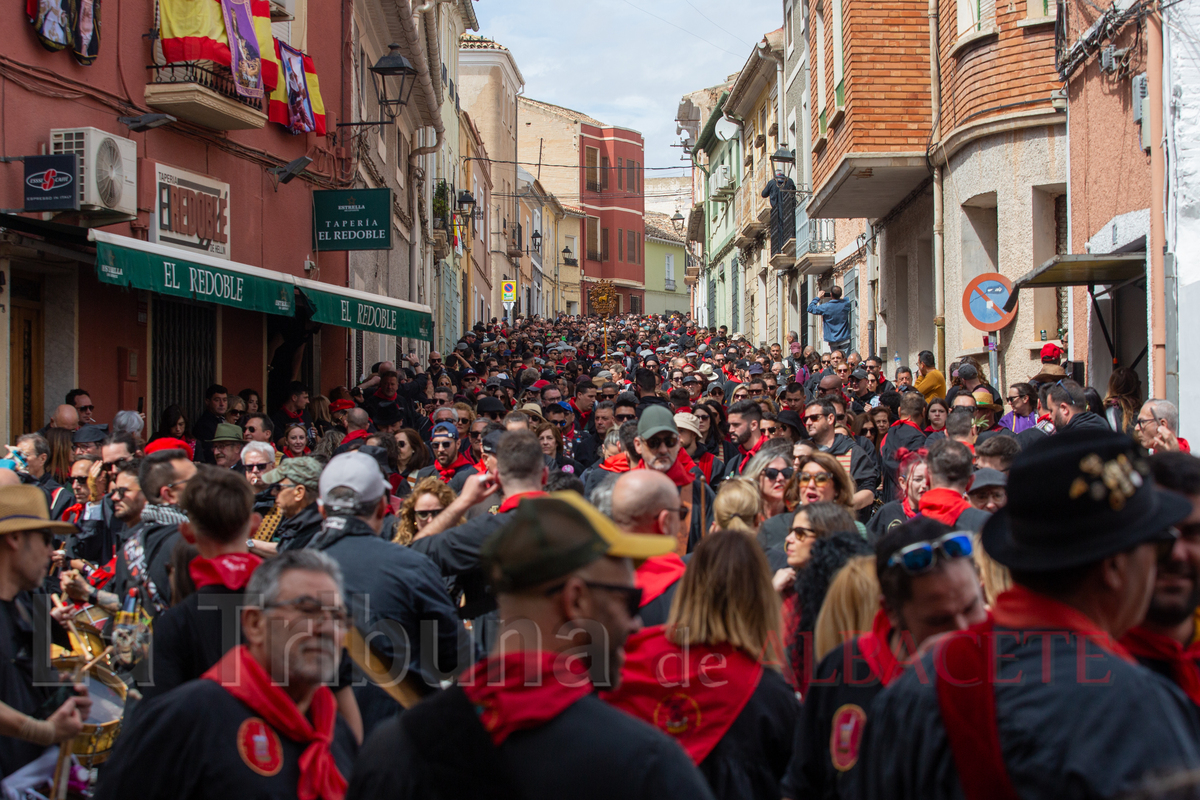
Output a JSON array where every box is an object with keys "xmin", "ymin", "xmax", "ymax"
[
  {"xmin": 628, "ymin": 230, "xmax": 638, "ymax": 265},
  {"xmin": 958, "ymin": 0, "xmax": 996, "ymax": 33},
  {"xmin": 617, "ymin": 158, "xmax": 624, "ymax": 189},
  {"xmin": 636, "ymin": 162, "xmax": 641, "ymax": 194},
  {"xmin": 627, "ymin": 160, "xmax": 636, "ymax": 193},
  {"xmin": 617, "ymin": 228, "xmax": 624, "ymax": 261},
  {"xmin": 1027, "ymin": 0, "xmax": 1055, "ymax": 18},
  {"xmin": 815, "ymin": 6, "xmax": 827, "ymax": 118},
  {"xmin": 665, "ymin": 253, "xmax": 675, "ymax": 281},
  {"xmin": 601, "ymin": 156, "xmax": 610, "ymax": 190},
  {"xmin": 832, "ymin": 0, "xmax": 845, "ymax": 106},
  {"xmin": 585, "ymin": 147, "xmax": 600, "ymax": 192},
  {"xmin": 785, "ymin": 2, "xmax": 794, "ymax": 49},
  {"xmin": 566, "ymin": 235, "xmax": 576, "ymax": 259},
  {"xmin": 587, "ymin": 216, "xmax": 600, "ymax": 260},
  {"xmin": 601, "ymin": 227, "xmax": 610, "ymax": 261},
  {"xmin": 630, "ymin": 295, "xmax": 641, "ymax": 314}
]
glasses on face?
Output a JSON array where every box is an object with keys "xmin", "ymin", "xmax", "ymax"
[
  {"xmin": 415, "ymin": 507, "xmax": 446, "ymax": 520},
  {"xmin": 545, "ymin": 580, "xmax": 643, "ymax": 618},
  {"xmin": 645, "ymin": 434, "xmax": 679, "ymax": 450},
  {"xmin": 798, "ymin": 471, "xmax": 833, "ymax": 487},
  {"xmin": 821, "ymin": 359, "xmax": 831, "ymax": 366},
  {"xmin": 887, "ymin": 532, "xmax": 974, "ymax": 574},
  {"xmin": 469, "ymin": 430, "xmax": 484, "ymax": 440},
  {"xmin": 616, "ymin": 413, "xmax": 637, "ymax": 422},
  {"xmin": 763, "ymin": 467, "xmax": 795, "ymax": 483},
  {"xmin": 76, "ymin": 404, "xmax": 95, "ymax": 413},
  {"xmin": 433, "ymin": 398, "xmax": 450, "ymax": 406},
  {"xmin": 244, "ymin": 463, "xmax": 268, "ymax": 473},
  {"xmin": 789, "ymin": 526, "xmax": 819, "ymax": 541},
  {"xmin": 267, "ymin": 482, "xmax": 298, "ymax": 497},
  {"xmin": 264, "ymin": 595, "xmax": 350, "ymax": 625},
  {"xmin": 110, "ymin": 486, "xmax": 133, "ymax": 500},
  {"xmin": 693, "ymin": 413, "xmax": 710, "ymax": 423},
  {"xmin": 602, "ymin": 392, "xmax": 618, "ymax": 400},
  {"xmin": 104, "ymin": 456, "xmax": 133, "ymax": 472},
  {"xmin": 429, "ymin": 358, "xmax": 442, "ymax": 365},
  {"xmin": 1135, "ymin": 416, "xmax": 1159, "ymax": 429},
  {"xmin": 70, "ymin": 475, "xmax": 89, "ymax": 486},
  {"xmin": 762, "ymin": 425, "xmax": 779, "ymax": 435},
  {"xmin": 431, "ymin": 440, "xmax": 456, "ymax": 450},
  {"xmin": 803, "ymin": 413, "xmax": 829, "ymax": 423},
  {"xmin": 1006, "ymin": 396, "xmax": 1021, "ymax": 404}
]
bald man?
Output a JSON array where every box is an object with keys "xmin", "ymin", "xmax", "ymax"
[
  {"xmin": 339, "ymin": 408, "xmax": 373, "ymax": 449},
  {"xmin": 44, "ymin": 405, "xmax": 80, "ymax": 434},
  {"xmin": 610, "ymin": 470, "xmax": 687, "ymax": 627}
]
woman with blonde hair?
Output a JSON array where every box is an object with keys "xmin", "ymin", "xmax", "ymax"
[
  {"xmin": 603, "ymin": 531, "xmax": 799, "ymax": 799},
  {"xmin": 742, "ymin": 439, "xmax": 795, "ymax": 523},
  {"xmin": 395, "ymin": 477, "xmax": 458, "ymax": 545},
  {"xmin": 711, "ymin": 478, "xmax": 762, "ymax": 536},
  {"xmin": 812, "ymin": 555, "xmax": 880, "ymax": 661},
  {"xmin": 759, "ymin": 452, "xmax": 865, "ymax": 549}
]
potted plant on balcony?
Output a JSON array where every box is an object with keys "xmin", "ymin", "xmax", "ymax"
[{"xmin": 432, "ymin": 181, "xmax": 449, "ymax": 230}]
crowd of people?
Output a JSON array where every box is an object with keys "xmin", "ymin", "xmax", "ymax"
[{"xmin": 0, "ymin": 312, "xmax": 1197, "ymax": 799}]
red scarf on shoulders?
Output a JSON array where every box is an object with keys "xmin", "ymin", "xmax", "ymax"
[
  {"xmin": 460, "ymin": 651, "xmax": 592, "ymax": 746},
  {"xmin": 694, "ymin": 450, "xmax": 715, "ymax": 482},
  {"xmin": 284, "ymin": 447, "xmax": 311, "ymax": 459},
  {"xmin": 737, "ymin": 432, "xmax": 766, "ymax": 459},
  {"xmin": 435, "ymin": 452, "xmax": 474, "ymax": 483},
  {"xmin": 599, "ymin": 452, "xmax": 630, "ymax": 474},
  {"xmin": 878, "ymin": 419, "xmax": 924, "ymax": 453},
  {"xmin": 280, "ymin": 407, "xmax": 306, "ymax": 423},
  {"xmin": 855, "ymin": 609, "xmax": 905, "ymax": 687},
  {"xmin": 189, "ymin": 552, "xmax": 263, "ymax": 591},
  {"xmin": 918, "ymin": 487, "xmax": 971, "ymax": 526},
  {"xmin": 204, "ymin": 646, "xmax": 346, "ymax": 800},
  {"xmin": 601, "ymin": 626, "xmax": 762, "ymax": 764},
  {"xmin": 635, "ymin": 448, "xmax": 697, "ymax": 488},
  {"xmin": 1121, "ymin": 619, "xmax": 1200, "ymax": 705},
  {"xmin": 569, "ymin": 398, "xmax": 592, "ymax": 429},
  {"xmin": 497, "ymin": 490, "xmax": 548, "ymax": 514},
  {"xmin": 634, "ymin": 554, "xmax": 687, "ymax": 605},
  {"xmin": 341, "ymin": 429, "xmax": 370, "ymax": 446}
]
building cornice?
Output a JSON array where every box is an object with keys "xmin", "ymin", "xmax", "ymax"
[{"xmin": 933, "ymin": 107, "xmax": 1065, "ymax": 166}]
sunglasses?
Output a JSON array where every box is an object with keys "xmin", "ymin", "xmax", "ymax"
[
  {"xmin": 803, "ymin": 413, "xmax": 830, "ymax": 423},
  {"xmin": 110, "ymin": 486, "xmax": 134, "ymax": 499},
  {"xmin": 546, "ymin": 580, "xmax": 643, "ymax": 618},
  {"xmin": 762, "ymin": 426, "xmax": 779, "ymax": 435},
  {"xmin": 264, "ymin": 595, "xmax": 350, "ymax": 625},
  {"xmin": 693, "ymin": 413, "xmax": 710, "ymax": 422},
  {"xmin": 415, "ymin": 507, "xmax": 446, "ymax": 520},
  {"xmin": 69, "ymin": 476, "xmax": 89, "ymax": 486},
  {"xmin": 763, "ymin": 467, "xmax": 794, "ymax": 482},
  {"xmin": 431, "ymin": 440, "xmax": 457, "ymax": 450},
  {"xmin": 103, "ymin": 456, "xmax": 133, "ymax": 472},
  {"xmin": 267, "ymin": 482, "xmax": 298, "ymax": 496},
  {"xmin": 76, "ymin": 404, "xmax": 95, "ymax": 413},
  {"xmin": 602, "ymin": 393, "xmax": 618, "ymax": 400},
  {"xmin": 789, "ymin": 526, "xmax": 819, "ymax": 540},
  {"xmin": 645, "ymin": 434, "xmax": 679, "ymax": 450},
  {"xmin": 243, "ymin": 463, "xmax": 269, "ymax": 473},
  {"xmin": 798, "ymin": 471, "xmax": 833, "ymax": 487},
  {"xmin": 469, "ymin": 431, "xmax": 484, "ymax": 440},
  {"xmin": 887, "ymin": 532, "xmax": 974, "ymax": 574},
  {"xmin": 616, "ymin": 413, "xmax": 637, "ymax": 422}
]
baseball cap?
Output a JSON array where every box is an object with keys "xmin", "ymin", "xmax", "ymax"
[
  {"xmin": 480, "ymin": 492, "xmax": 674, "ymax": 593},
  {"xmin": 637, "ymin": 406, "xmax": 678, "ymax": 440},
  {"xmin": 851, "ymin": 368, "xmax": 869, "ymax": 381},
  {"xmin": 957, "ymin": 363, "xmax": 978, "ymax": 381},
  {"xmin": 674, "ymin": 412, "xmax": 701, "ymax": 437},
  {"xmin": 1040, "ymin": 343, "xmax": 1064, "ymax": 362},
  {"xmin": 481, "ymin": 429, "xmax": 505, "ymax": 456},
  {"xmin": 968, "ymin": 467, "xmax": 1007, "ymax": 493},
  {"xmin": 263, "ymin": 456, "xmax": 322, "ymax": 492},
  {"xmin": 431, "ymin": 422, "xmax": 458, "ymax": 439},
  {"xmin": 530, "ymin": 380, "xmax": 551, "ymax": 391},
  {"xmin": 319, "ymin": 451, "xmax": 388, "ymax": 507}
]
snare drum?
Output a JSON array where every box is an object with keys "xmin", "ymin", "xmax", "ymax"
[
  {"xmin": 51, "ymin": 656, "xmax": 126, "ymax": 766},
  {"xmin": 71, "ymin": 606, "xmax": 110, "ymax": 662}
]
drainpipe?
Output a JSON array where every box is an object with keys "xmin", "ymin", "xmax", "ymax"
[
  {"xmin": 929, "ymin": 0, "xmax": 945, "ymax": 371},
  {"xmin": 1149, "ymin": 10, "xmax": 1167, "ymax": 396}
]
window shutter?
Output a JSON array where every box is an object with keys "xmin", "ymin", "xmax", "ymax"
[
  {"xmin": 601, "ymin": 157, "xmax": 610, "ymax": 189},
  {"xmin": 618, "ymin": 229, "xmax": 624, "ymax": 261},
  {"xmin": 617, "ymin": 158, "xmax": 623, "ymax": 189},
  {"xmin": 980, "ymin": 0, "xmax": 995, "ymax": 24}
]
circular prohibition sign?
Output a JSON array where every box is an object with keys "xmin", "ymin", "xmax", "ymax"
[{"xmin": 961, "ymin": 272, "xmax": 1018, "ymax": 332}]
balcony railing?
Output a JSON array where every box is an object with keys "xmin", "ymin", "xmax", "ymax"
[
  {"xmin": 563, "ymin": 257, "xmax": 579, "ymax": 267},
  {"xmin": 586, "ymin": 249, "xmax": 602, "ymax": 262},
  {"xmin": 585, "ymin": 178, "xmax": 602, "ymax": 193},
  {"xmin": 797, "ymin": 218, "xmax": 836, "ymax": 254},
  {"xmin": 506, "ymin": 224, "xmax": 523, "ymax": 257},
  {"xmin": 145, "ymin": 62, "xmax": 267, "ymax": 130},
  {"xmin": 665, "ymin": 278, "xmax": 677, "ymax": 292}
]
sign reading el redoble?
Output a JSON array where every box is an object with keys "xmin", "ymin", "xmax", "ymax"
[
  {"xmin": 313, "ymin": 189, "xmax": 392, "ymax": 251},
  {"xmin": 151, "ymin": 163, "xmax": 231, "ymax": 260}
]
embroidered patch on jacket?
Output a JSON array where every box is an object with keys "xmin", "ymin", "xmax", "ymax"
[
  {"xmin": 830, "ymin": 703, "xmax": 867, "ymax": 771},
  {"xmin": 237, "ymin": 717, "xmax": 284, "ymax": 777}
]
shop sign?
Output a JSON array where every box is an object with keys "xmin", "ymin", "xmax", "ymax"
[
  {"xmin": 24, "ymin": 154, "xmax": 79, "ymax": 211},
  {"xmin": 313, "ymin": 189, "xmax": 392, "ymax": 251},
  {"xmin": 151, "ymin": 163, "xmax": 231, "ymax": 260},
  {"xmin": 299, "ymin": 284, "xmax": 432, "ymax": 341}
]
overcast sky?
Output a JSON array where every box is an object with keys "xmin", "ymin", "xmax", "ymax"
[{"xmin": 474, "ymin": 0, "xmax": 781, "ymax": 176}]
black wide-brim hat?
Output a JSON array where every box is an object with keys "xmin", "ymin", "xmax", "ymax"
[{"xmin": 982, "ymin": 429, "xmax": 1191, "ymax": 572}]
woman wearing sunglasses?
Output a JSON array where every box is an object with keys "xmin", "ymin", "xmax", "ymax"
[
  {"xmin": 603, "ymin": 531, "xmax": 798, "ymax": 800},
  {"xmin": 743, "ymin": 440, "xmax": 796, "ymax": 525},
  {"xmin": 394, "ymin": 477, "xmax": 458, "ymax": 545},
  {"xmin": 775, "ymin": 501, "xmax": 870, "ymax": 693}
]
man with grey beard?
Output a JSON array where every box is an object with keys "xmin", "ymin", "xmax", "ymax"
[
  {"xmin": 94, "ymin": 550, "xmax": 358, "ymax": 798},
  {"xmin": 631, "ymin": 407, "xmax": 713, "ymax": 553},
  {"xmin": 1121, "ymin": 451, "xmax": 1200, "ymax": 707}
]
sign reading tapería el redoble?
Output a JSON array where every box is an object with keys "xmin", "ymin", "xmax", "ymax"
[{"xmin": 313, "ymin": 188, "xmax": 392, "ymax": 251}]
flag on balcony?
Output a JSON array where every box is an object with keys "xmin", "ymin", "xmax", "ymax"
[
  {"xmin": 159, "ymin": 0, "xmax": 278, "ymax": 92},
  {"xmin": 26, "ymin": 0, "xmax": 73, "ymax": 52},
  {"xmin": 268, "ymin": 40, "xmax": 326, "ymax": 135}
]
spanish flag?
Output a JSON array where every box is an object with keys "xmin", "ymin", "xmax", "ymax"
[
  {"xmin": 268, "ymin": 40, "xmax": 326, "ymax": 135},
  {"xmin": 159, "ymin": 0, "xmax": 277, "ymax": 91}
]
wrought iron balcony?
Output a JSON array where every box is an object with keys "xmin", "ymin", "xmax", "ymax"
[{"xmin": 145, "ymin": 62, "xmax": 267, "ymax": 130}]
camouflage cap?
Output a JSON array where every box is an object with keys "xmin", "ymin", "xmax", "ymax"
[{"xmin": 262, "ymin": 456, "xmax": 322, "ymax": 492}]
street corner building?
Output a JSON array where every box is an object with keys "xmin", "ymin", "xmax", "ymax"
[{"xmin": 0, "ymin": 0, "xmax": 501, "ymax": 441}]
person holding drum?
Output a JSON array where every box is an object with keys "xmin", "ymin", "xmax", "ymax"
[{"xmin": 0, "ymin": 484, "xmax": 93, "ymax": 778}]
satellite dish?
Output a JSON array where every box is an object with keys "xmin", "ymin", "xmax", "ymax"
[{"xmin": 714, "ymin": 117, "xmax": 739, "ymax": 142}]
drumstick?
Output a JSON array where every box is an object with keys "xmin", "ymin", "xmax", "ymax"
[
  {"xmin": 80, "ymin": 646, "xmax": 112, "ymax": 674},
  {"xmin": 50, "ymin": 594, "xmax": 92, "ymax": 660},
  {"xmin": 51, "ymin": 660, "xmax": 83, "ymax": 800}
]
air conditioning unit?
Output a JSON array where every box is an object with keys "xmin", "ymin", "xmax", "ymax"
[
  {"xmin": 49, "ymin": 127, "xmax": 137, "ymax": 224},
  {"xmin": 712, "ymin": 164, "xmax": 733, "ymax": 199}
]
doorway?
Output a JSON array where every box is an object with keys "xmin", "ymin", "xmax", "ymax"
[{"xmin": 9, "ymin": 271, "xmax": 44, "ymax": 437}]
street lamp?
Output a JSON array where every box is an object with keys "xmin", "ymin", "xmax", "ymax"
[
  {"xmin": 671, "ymin": 211, "xmax": 685, "ymax": 232},
  {"xmin": 562, "ymin": 245, "xmax": 572, "ymax": 259},
  {"xmin": 370, "ymin": 44, "xmax": 419, "ymax": 121},
  {"xmin": 769, "ymin": 145, "xmax": 795, "ymax": 170},
  {"xmin": 530, "ymin": 230, "xmax": 542, "ymax": 252},
  {"xmin": 455, "ymin": 191, "xmax": 476, "ymax": 226}
]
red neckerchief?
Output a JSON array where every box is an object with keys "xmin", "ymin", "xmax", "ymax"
[
  {"xmin": 281, "ymin": 407, "xmax": 305, "ymax": 422},
  {"xmin": 1122, "ymin": 622, "xmax": 1200, "ymax": 705},
  {"xmin": 993, "ymin": 584, "xmax": 1134, "ymax": 661},
  {"xmin": 694, "ymin": 450, "xmax": 714, "ymax": 482},
  {"xmin": 569, "ymin": 398, "xmax": 592, "ymax": 428},
  {"xmin": 284, "ymin": 448, "xmax": 311, "ymax": 458},
  {"xmin": 599, "ymin": 452, "xmax": 630, "ymax": 473},
  {"xmin": 601, "ymin": 626, "xmax": 763, "ymax": 765},
  {"xmin": 879, "ymin": 418, "xmax": 924, "ymax": 453},
  {"xmin": 855, "ymin": 608, "xmax": 904, "ymax": 686},
  {"xmin": 460, "ymin": 651, "xmax": 592, "ymax": 746},
  {"xmin": 901, "ymin": 494, "xmax": 917, "ymax": 519},
  {"xmin": 435, "ymin": 452, "xmax": 474, "ymax": 483},
  {"xmin": 635, "ymin": 448, "xmax": 697, "ymax": 488},
  {"xmin": 1037, "ymin": 413, "xmax": 1052, "ymax": 424},
  {"xmin": 1182, "ymin": 438, "xmax": 1193, "ymax": 454},
  {"xmin": 341, "ymin": 430, "xmax": 370, "ymax": 446},
  {"xmin": 923, "ymin": 425, "xmax": 944, "ymax": 434},
  {"xmin": 188, "ymin": 552, "xmax": 263, "ymax": 591},
  {"xmin": 918, "ymin": 487, "xmax": 971, "ymax": 525},
  {"xmin": 737, "ymin": 433, "xmax": 766, "ymax": 459},
  {"xmin": 204, "ymin": 646, "xmax": 347, "ymax": 800},
  {"xmin": 634, "ymin": 554, "xmax": 687, "ymax": 605},
  {"xmin": 61, "ymin": 502, "xmax": 84, "ymax": 525},
  {"xmin": 374, "ymin": 392, "xmax": 398, "ymax": 403},
  {"xmin": 497, "ymin": 490, "xmax": 548, "ymax": 514}
]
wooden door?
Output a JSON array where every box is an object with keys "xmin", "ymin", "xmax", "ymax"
[{"xmin": 10, "ymin": 304, "xmax": 44, "ymax": 437}]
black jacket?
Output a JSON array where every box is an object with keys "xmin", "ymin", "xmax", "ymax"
[
  {"xmin": 140, "ymin": 583, "xmax": 242, "ymax": 701},
  {"xmin": 789, "ymin": 533, "xmax": 872, "ymax": 685},
  {"xmin": 1062, "ymin": 410, "xmax": 1112, "ymax": 433},
  {"xmin": 877, "ymin": 422, "xmax": 927, "ymax": 504},
  {"xmin": 275, "ymin": 501, "xmax": 325, "ymax": 552},
  {"xmin": 66, "ymin": 496, "xmax": 124, "ymax": 566},
  {"xmin": 700, "ymin": 668, "xmax": 799, "ymax": 800},
  {"xmin": 113, "ymin": 518, "xmax": 182, "ymax": 617}
]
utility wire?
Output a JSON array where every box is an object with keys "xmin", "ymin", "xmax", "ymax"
[
  {"xmin": 618, "ymin": 0, "xmax": 747, "ymax": 58},
  {"xmin": 681, "ymin": 0, "xmax": 756, "ymax": 48}
]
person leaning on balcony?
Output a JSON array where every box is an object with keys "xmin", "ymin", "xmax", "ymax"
[
  {"xmin": 806, "ymin": 286, "xmax": 852, "ymax": 354},
  {"xmin": 914, "ymin": 350, "xmax": 947, "ymax": 402}
]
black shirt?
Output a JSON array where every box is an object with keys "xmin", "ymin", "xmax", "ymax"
[
  {"xmin": 140, "ymin": 584, "xmax": 243, "ymax": 701},
  {"xmin": 94, "ymin": 679, "xmax": 357, "ymax": 800},
  {"xmin": 346, "ymin": 687, "xmax": 715, "ymax": 800},
  {"xmin": 699, "ymin": 668, "xmax": 799, "ymax": 800},
  {"xmin": 0, "ymin": 594, "xmax": 58, "ymax": 778}
]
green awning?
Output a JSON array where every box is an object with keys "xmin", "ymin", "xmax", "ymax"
[
  {"xmin": 90, "ymin": 231, "xmax": 294, "ymax": 316},
  {"xmin": 296, "ymin": 279, "xmax": 433, "ymax": 342}
]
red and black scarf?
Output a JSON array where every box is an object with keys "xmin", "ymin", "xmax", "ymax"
[
  {"xmin": 917, "ymin": 487, "xmax": 971, "ymax": 526},
  {"xmin": 1122, "ymin": 617, "xmax": 1200, "ymax": 706},
  {"xmin": 189, "ymin": 552, "xmax": 263, "ymax": 591},
  {"xmin": 435, "ymin": 452, "xmax": 474, "ymax": 483},
  {"xmin": 634, "ymin": 554, "xmax": 687, "ymax": 605},
  {"xmin": 460, "ymin": 651, "xmax": 592, "ymax": 746},
  {"xmin": 635, "ymin": 448, "xmax": 697, "ymax": 489},
  {"xmin": 204, "ymin": 646, "xmax": 347, "ymax": 800}
]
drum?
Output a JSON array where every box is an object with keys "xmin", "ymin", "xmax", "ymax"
[
  {"xmin": 71, "ymin": 606, "xmax": 110, "ymax": 662},
  {"xmin": 51, "ymin": 656, "xmax": 126, "ymax": 767}
]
